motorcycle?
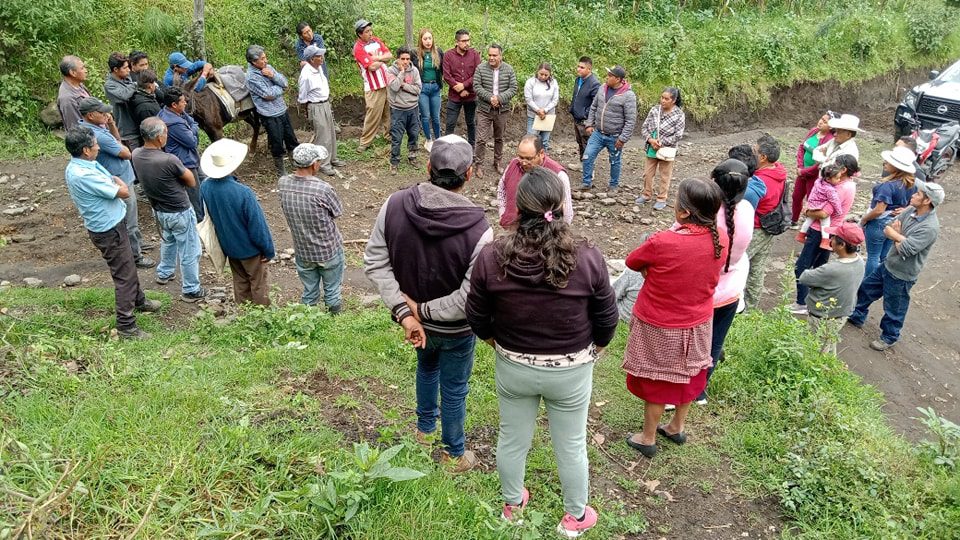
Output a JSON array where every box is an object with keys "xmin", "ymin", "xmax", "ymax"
[{"xmin": 906, "ymin": 118, "xmax": 960, "ymax": 180}]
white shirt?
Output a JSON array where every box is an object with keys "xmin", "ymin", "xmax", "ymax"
[
  {"xmin": 298, "ymin": 63, "xmax": 330, "ymax": 104},
  {"xmin": 813, "ymin": 137, "xmax": 859, "ymax": 166}
]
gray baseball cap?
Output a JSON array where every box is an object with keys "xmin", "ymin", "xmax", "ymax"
[
  {"xmin": 429, "ymin": 135, "xmax": 473, "ymax": 176},
  {"xmin": 915, "ymin": 179, "xmax": 945, "ymax": 207},
  {"xmin": 303, "ymin": 44, "xmax": 327, "ymax": 58},
  {"xmin": 355, "ymin": 19, "xmax": 373, "ymax": 34},
  {"xmin": 78, "ymin": 97, "xmax": 112, "ymax": 115}
]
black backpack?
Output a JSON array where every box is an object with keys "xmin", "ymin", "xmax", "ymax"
[{"xmin": 758, "ymin": 180, "xmax": 792, "ymax": 236}]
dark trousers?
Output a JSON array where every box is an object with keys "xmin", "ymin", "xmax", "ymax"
[
  {"xmin": 794, "ymin": 227, "xmax": 832, "ymax": 305},
  {"xmin": 792, "ymin": 167, "xmax": 819, "ymax": 222},
  {"xmin": 572, "ymin": 119, "xmax": 589, "ymax": 160},
  {"xmin": 229, "ymin": 255, "xmax": 270, "ymax": 306},
  {"xmin": 700, "ymin": 301, "xmax": 739, "ymax": 399},
  {"xmin": 88, "ymin": 222, "xmax": 145, "ymax": 331},
  {"xmin": 261, "ymin": 112, "xmax": 299, "ymax": 158},
  {"xmin": 474, "ymin": 107, "xmax": 506, "ymax": 167},
  {"xmin": 187, "ymin": 167, "xmax": 205, "ymax": 222},
  {"xmin": 389, "ymin": 107, "xmax": 420, "ymax": 165},
  {"xmin": 444, "ymin": 100, "xmax": 477, "ymax": 146}
]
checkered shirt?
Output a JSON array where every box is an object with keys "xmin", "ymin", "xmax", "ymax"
[{"xmin": 278, "ymin": 174, "xmax": 344, "ymax": 263}]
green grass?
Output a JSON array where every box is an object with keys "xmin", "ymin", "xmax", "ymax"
[{"xmin": 2, "ymin": 285, "xmax": 959, "ymax": 538}]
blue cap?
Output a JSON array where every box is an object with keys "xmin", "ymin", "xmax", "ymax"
[{"xmin": 168, "ymin": 52, "xmax": 190, "ymax": 69}]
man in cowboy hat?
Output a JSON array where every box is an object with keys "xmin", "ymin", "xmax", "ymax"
[
  {"xmin": 298, "ymin": 44, "xmax": 345, "ymax": 176},
  {"xmin": 199, "ymin": 138, "xmax": 275, "ymax": 306},
  {"xmin": 848, "ymin": 180, "xmax": 943, "ymax": 351},
  {"xmin": 813, "ymin": 113, "xmax": 861, "ymax": 166},
  {"xmin": 279, "ymin": 143, "xmax": 345, "ymax": 313}
]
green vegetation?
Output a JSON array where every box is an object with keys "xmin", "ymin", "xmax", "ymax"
[
  {"xmin": 2, "ymin": 0, "xmax": 960, "ymax": 159},
  {"xmin": 2, "ymin": 284, "xmax": 958, "ymax": 538}
]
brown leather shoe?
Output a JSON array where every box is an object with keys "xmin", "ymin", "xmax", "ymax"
[
  {"xmin": 474, "ymin": 167, "xmax": 484, "ymax": 179},
  {"xmin": 441, "ymin": 449, "xmax": 478, "ymax": 474},
  {"xmin": 495, "ymin": 163, "xmax": 504, "ymax": 175},
  {"xmin": 415, "ymin": 429, "xmax": 433, "ymax": 447}
]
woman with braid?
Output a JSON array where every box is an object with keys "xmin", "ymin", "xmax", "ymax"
[
  {"xmin": 466, "ymin": 167, "xmax": 618, "ymax": 537},
  {"xmin": 622, "ymin": 178, "xmax": 728, "ymax": 458},
  {"xmin": 696, "ymin": 159, "xmax": 755, "ymax": 404}
]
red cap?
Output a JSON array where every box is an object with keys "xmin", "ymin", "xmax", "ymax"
[{"xmin": 824, "ymin": 222, "xmax": 865, "ymax": 246}]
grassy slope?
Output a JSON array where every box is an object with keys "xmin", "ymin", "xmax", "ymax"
[{"xmin": 1, "ymin": 282, "xmax": 958, "ymax": 538}]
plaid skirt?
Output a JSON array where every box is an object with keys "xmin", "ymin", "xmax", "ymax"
[{"xmin": 621, "ymin": 316, "xmax": 713, "ymax": 383}]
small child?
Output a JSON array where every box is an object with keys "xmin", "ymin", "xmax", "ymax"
[
  {"xmin": 796, "ymin": 163, "xmax": 843, "ymax": 250},
  {"xmin": 797, "ymin": 222, "xmax": 866, "ymax": 355}
]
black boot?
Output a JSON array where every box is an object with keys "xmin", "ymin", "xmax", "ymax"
[{"xmin": 273, "ymin": 156, "xmax": 286, "ymax": 177}]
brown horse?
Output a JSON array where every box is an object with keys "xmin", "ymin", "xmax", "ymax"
[{"xmin": 182, "ymin": 75, "xmax": 261, "ymax": 153}]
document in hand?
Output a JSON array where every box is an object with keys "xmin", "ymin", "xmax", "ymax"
[{"xmin": 532, "ymin": 114, "xmax": 557, "ymax": 132}]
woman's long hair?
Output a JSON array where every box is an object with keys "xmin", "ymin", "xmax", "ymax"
[
  {"xmin": 710, "ymin": 159, "xmax": 749, "ymax": 272},
  {"xmin": 885, "ymin": 169, "xmax": 916, "ymax": 190},
  {"xmin": 494, "ymin": 167, "xmax": 579, "ymax": 288},
  {"xmin": 416, "ymin": 28, "xmax": 439, "ymax": 71},
  {"xmin": 665, "ymin": 86, "xmax": 683, "ymax": 108},
  {"xmin": 536, "ymin": 62, "xmax": 554, "ymax": 90},
  {"xmin": 676, "ymin": 178, "xmax": 723, "ymax": 259}
]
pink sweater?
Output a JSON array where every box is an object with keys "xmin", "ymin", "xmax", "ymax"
[
  {"xmin": 714, "ymin": 199, "xmax": 755, "ymax": 306},
  {"xmin": 810, "ymin": 179, "xmax": 855, "ymax": 232}
]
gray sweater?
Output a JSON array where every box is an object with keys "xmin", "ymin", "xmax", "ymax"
[
  {"xmin": 386, "ymin": 62, "xmax": 422, "ymax": 110},
  {"xmin": 798, "ymin": 255, "xmax": 865, "ymax": 318},
  {"xmin": 104, "ymin": 76, "xmax": 138, "ymax": 140},
  {"xmin": 885, "ymin": 207, "xmax": 939, "ymax": 282},
  {"xmin": 586, "ymin": 82, "xmax": 637, "ymax": 143},
  {"xmin": 474, "ymin": 62, "xmax": 518, "ymax": 113}
]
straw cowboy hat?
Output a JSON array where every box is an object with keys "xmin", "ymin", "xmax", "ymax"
[
  {"xmin": 880, "ymin": 146, "xmax": 917, "ymax": 175},
  {"xmin": 201, "ymin": 138, "xmax": 248, "ymax": 178},
  {"xmin": 827, "ymin": 113, "xmax": 864, "ymax": 132}
]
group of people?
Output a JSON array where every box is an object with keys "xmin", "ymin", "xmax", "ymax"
[{"xmin": 57, "ymin": 25, "xmax": 945, "ymax": 537}]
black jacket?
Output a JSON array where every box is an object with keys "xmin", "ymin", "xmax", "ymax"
[
  {"xmin": 130, "ymin": 89, "xmax": 161, "ymax": 129},
  {"xmin": 569, "ymin": 73, "xmax": 600, "ymax": 122}
]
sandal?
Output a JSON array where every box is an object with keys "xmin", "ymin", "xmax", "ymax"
[
  {"xmin": 657, "ymin": 425, "xmax": 687, "ymax": 445},
  {"xmin": 625, "ymin": 433, "xmax": 657, "ymax": 458}
]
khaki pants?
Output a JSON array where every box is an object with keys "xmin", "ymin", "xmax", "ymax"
[
  {"xmin": 642, "ymin": 157, "xmax": 675, "ymax": 201},
  {"xmin": 229, "ymin": 255, "xmax": 270, "ymax": 306},
  {"xmin": 360, "ymin": 88, "xmax": 390, "ymax": 146},
  {"xmin": 307, "ymin": 101, "xmax": 337, "ymax": 167},
  {"xmin": 474, "ymin": 107, "xmax": 507, "ymax": 168},
  {"xmin": 743, "ymin": 228, "xmax": 776, "ymax": 309}
]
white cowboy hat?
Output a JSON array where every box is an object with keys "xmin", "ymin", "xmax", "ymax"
[
  {"xmin": 827, "ymin": 113, "xmax": 863, "ymax": 132},
  {"xmin": 880, "ymin": 146, "xmax": 917, "ymax": 175},
  {"xmin": 201, "ymin": 138, "xmax": 248, "ymax": 179}
]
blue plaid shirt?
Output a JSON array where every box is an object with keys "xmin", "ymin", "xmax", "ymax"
[{"xmin": 246, "ymin": 64, "xmax": 290, "ymax": 118}]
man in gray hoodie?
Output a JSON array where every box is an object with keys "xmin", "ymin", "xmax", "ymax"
[
  {"xmin": 364, "ymin": 135, "xmax": 493, "ymax": 473},
  {"xmin": 386, "ymin": 47, "xmax": 423, "ymax": 173},
  {"xmin": 580, "ymin": 65, "xmax": 637, "ymax": 192}
]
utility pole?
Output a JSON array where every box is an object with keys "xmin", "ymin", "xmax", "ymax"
[
  {"xmin": 193, "ymin": 0, "xmax": 206, "ymax": 59},
  {"xmin": 404, "ymin": 0, "xmax": 413, "ymax": 46}
]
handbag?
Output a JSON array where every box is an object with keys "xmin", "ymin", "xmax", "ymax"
[
  {"xmin": 196, "ymin": 203, "xmax": 227, "ymax": 273},
  {"xmin": 652, "ymin": 106, "xmax": 677, "ymax": 161}
]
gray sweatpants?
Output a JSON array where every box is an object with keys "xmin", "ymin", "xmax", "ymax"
[
  {"xmin": 308, "ymin": 101, "xmax": 337, "ymax": 167},
  {"xmin": 495, "ymin": 353, "xmax": 593, "ymax": 517}
]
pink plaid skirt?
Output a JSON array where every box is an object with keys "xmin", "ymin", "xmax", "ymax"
[{"xmin": 621, "ymin": 317, "xmax": 713, "ymax": 383}]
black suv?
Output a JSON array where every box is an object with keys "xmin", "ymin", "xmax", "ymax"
[{"xmin": 894, "ymin": 59, "xmax": 960, "ymax": 139}]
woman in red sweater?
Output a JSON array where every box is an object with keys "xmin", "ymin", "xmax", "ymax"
[
  {"xmin": 622, "ymin": 178, "xmax": 728, "ymax": 458},
  {"xmin": 793, "ymin": 111, "xmax": 836, "ymax": 225}
]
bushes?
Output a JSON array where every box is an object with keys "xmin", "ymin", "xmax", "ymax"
[{"xmin": 905, "ymin": 1, "xmax": 959, "ymax": 55}]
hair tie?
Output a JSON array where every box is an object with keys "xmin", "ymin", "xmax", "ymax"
[{"xmin": 544, "ymin": 210, "xmax": 554, "ymax": 223}]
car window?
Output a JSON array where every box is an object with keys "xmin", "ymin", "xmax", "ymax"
[{"xmin": 939, "ymin": 61, "xmax": 960, "ymax": 84}]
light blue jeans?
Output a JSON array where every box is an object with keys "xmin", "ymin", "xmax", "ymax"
[
  {"xmin": 526, "ymin": 116, "xmax": 552, "ymax": 151},
  {"xmin": 581, "ymin": 131, "xmax": 623, "ymax": 188},
  {"xmin": 155, "ymin": 207, "xmax": 201, "ymax": 294},
  {"xmin": 295, "ymin": 252, "xmax": 344, "ymax": 308},
  {"xmin": 419, "ymin": 81, "xmax": 442, "ymax": 140}
]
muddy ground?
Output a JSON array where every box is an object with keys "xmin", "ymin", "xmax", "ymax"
[{"xmin": 1, "ymin": 67, "xmax": 957, "ymax": 537}]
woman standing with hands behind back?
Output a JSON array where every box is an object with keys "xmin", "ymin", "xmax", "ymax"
[
  {"xmin": 637, "ymin": 87, "xmax": 686, "ymax": 211},
  {"xmin": 622, "ymin": 178, "xmax": 728, "ymax": 458},
  {"xmin": 466, "ymin": 167, "xmax": 618, "ymax": 538}
]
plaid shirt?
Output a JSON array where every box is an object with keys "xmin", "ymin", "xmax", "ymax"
[
  {"xmin": 639, "ymin": 105, "xmax": 685, "ymax": 147},
  {"xmin": 279, "ymin": 174, "xmax": 343, "ymax": 263}
]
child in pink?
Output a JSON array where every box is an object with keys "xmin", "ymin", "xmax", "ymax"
[{"xmin": 797, "ymin": 164, "xmax": 843, "ymax": 250}]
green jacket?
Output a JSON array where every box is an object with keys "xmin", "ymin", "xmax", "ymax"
[{"xmin": 473, "ymin": 61, "xmax": 518, "ymax": 114}]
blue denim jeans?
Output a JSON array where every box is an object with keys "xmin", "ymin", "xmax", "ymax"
[
  {"xmin": 419, "ymin": 82, "xmax": 442, "ymax": 140},
  {"xmin": 415, "ymin": 333, "xmax": 476, "ymax": 457},
  {"xmin": 295, "ymin": 252, "xmax": 344, "ymax": 308},
  {"xmin": 794, "ymin": 227, "xmax": 832, "ymax": 305},
  {"xmin": 700, "ymin": 301, "xmax": 738, "ymax": 399},
  {"xmin": 863, "ymin": 215, "xmax": 894, "ymax": 279},
  {"xmin": 581, "ymin": 131, "xmax": 623, "ymax": 188},
  {"xmin": 848, "ymin": 266, "xmax": 915, "ymax": 345},
  {"xmin": 155, "ymin": 207, "xmax": 201, "ymax": 294},
  {"xmin": 526, "ymin": 116, "xmax": 552, "ymax": 151},
  {"xmin": 390, "ymin": 107, "xmax": 420, "ymax": 165}
]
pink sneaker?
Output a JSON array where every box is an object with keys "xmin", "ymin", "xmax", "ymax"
[
  {"xmin": 556, "ymin": 505, "xmax": 598, "ymax": 537},
  {"xmin": 501, "ymin": 487, "xmax": 529, "ymax": 521}
]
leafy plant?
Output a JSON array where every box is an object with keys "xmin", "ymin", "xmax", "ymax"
[
  {"xmin": 905, "ymin": 0, "xmax": 957, "ymax": 55},
  {"xmin": 915, "ymin": 407, "xmax": 960, "ymax": 467}
]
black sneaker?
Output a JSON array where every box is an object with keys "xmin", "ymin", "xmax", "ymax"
[
  {"xmin": 156, "ymin": 274, "xmax": 176, "ymax": 285},
  {"xmin": 135, "ymin": 299, "xmax": 163, "ymax": 312},
  {"xmin": 136, "ymin": 256, "xmax": 157, "ymax": 269},
  {"xmin": 181, "ymin": 287, "xmax": 207, "ymax": 303},
  {"xmin": 118, "ymin": 327, "xmax": 151, "ymax": 340}
]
